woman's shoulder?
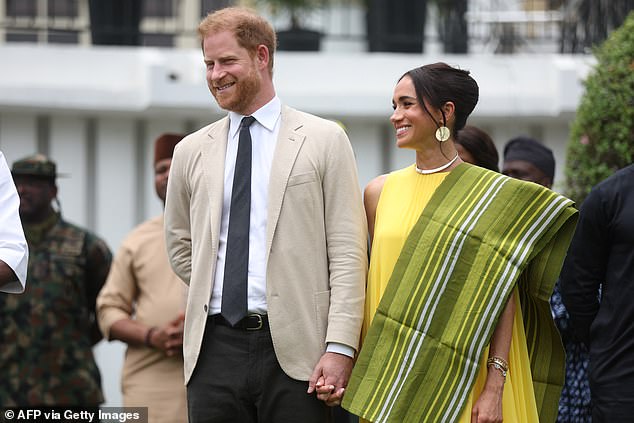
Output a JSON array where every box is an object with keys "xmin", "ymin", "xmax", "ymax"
[
  {"xmin": 365, "ymin": 173, "xmax": 388, "ymax": 193},
  {"xmin": 365, "ymin": 165, "xmax": 415, "ymax": 200},
  {"xmin": 364, "ymin": 174, "xmax": 388, "ymax": 207}
]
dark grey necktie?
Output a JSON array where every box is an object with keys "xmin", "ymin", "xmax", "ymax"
[{"xmin": 221, "ymin": 116, "xmax": 256, "ymax": 326}]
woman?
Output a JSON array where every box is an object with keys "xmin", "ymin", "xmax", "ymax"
[
  {"xmin": 455, "ymin": 125, "xmax": 500, "ymax": 172},
  {"xmin": 341, "ymin": 63, "xmax": 577, "ymax": 423}
]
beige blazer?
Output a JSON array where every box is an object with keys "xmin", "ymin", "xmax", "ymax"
[{"xmin": 165, "ymin": 105, "xmax": 368, "ymax": 383}]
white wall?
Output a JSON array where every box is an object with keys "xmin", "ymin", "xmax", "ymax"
[{"xmin": 0, "ymin": 45, "xmax": 596, "ymax": 406}]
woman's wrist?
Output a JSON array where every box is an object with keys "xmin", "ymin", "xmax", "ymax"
[{"xmin": 486, "ymin": 356, "xmax": 508, "ymax": 385}]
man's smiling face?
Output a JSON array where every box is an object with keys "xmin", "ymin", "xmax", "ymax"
[{"xmin": 203, "ymin": 30, "xmax": 262, "ymax": 115}]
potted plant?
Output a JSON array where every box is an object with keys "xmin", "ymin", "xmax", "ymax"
[
  {"xmin": 365, "ymin": 0, "xmax": 427, "ymax": 53},
  {"xmin": 257, "ymin": 0, "xmax": 324, "ymax": 51}
]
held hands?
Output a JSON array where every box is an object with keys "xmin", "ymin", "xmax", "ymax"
[
  {"xmin": 147, "ymin": 312, "xmax": 185, "ymax": 357},
  {"xmin": 307, "ymin": 352, "xmax": 353, "ymax": 407}
]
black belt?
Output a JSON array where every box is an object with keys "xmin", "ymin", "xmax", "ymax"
[{"xmin": 212, "ymin": 313, "xmax": 269, "ymax": 331}]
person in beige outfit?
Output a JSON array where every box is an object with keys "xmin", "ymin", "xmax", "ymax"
[
  {"xmin": 164, "ymin": 7, "xmax": 367, "ymax": 423},
  {"xmin": 97, "ymin": 134, "xmax": 187, "ymax": 422}
]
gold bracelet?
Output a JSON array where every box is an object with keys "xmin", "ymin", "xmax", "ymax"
[
  {"xmin": 486, "ymin": 356, "xmax": 509, "ymax": 380},
  {"xmin": 487, "ymin": 356, "xmax": 509, "ymax": 371}
]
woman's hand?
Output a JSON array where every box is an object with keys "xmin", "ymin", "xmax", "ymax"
[
  {"xmin": 471, "ymin": 381, "xmax": 503, "ymax": 423},
  {"xmin": 472, "ymin": 289, "xmax": 516, "ymax": 422}
]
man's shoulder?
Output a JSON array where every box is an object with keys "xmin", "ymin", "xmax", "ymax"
[
  {"xmin": 282, "ymin": 105, "xmax": 343, "ymax": 134},
  {"xmin": 177, "ymin": 118, "xmax": 229, "ymax": 147},
  {"xmin": 170, "ymin": 118, "xmax": 229, "ymax": 166},
  {"xmin": 584, "ymin": 164, "xmax": 634, "ymax": 216},
  {"xmin": 280, "ymin": 106, "xmax": 349, "ymax": 156},
  {"xmin": 120, "ymin": 215, "xmax": 163, "ymax": 249},
  {"xmin": 54, "ymin": 218, "xmax": 111, "ymax": 257},
  {"xmin": 595, "ymin": 164, "xmax": 634, "ymax": 194},
  {"xmin": 55, "ymin": 218, "xmax": 96, "ymax": 239}
]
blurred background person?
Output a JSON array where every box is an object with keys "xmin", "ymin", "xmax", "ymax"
[
  {"xmin": 0, "ymin": 154, "xmax": 112, "ymax": 407},
  {"xmin": 502, "ymin": 136, "xmax": 554, "ymax": 187},
  {"xmin": 0, "ymin": 150, "xmax": 27, "ymax": 293},
  {"xmin": 97, "ymin": 133, "xmax": 187, "ymax": 422},
  {"xmin": 503, "ymin": 136, "xmax": 592, "ymax": 422},
  {"xmin": 455, "ymin": 125, "xmax": 499, "ymax": 172},
  {"xmin": 561, "ymin": 164, "xmax": 634, "ymax": 422}
]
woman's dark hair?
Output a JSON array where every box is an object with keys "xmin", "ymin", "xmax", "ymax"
[
  {"xmin": 455, "ymin": 125, "xmax": 500, "ymax": 172},
  {"xmin": 401, "ymin": 62, "xmax": 479, "ymax": 133}
]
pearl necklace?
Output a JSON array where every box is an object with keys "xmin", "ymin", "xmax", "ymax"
[{"xmin": 415, "ymin": 153, "xmax": 460, "ymax": 175}]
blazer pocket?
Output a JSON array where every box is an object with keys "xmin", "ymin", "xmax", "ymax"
[
  {"xmin": 287, "ymin": 171, "xmax": 317, "ymax": 187},
  {"xmin": 314, "ymin": 289, "xmax": 330, "ymax": 338}
]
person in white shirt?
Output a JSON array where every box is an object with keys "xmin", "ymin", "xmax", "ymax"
[{"xmin": 0, "ymin": 151, "xmax": 28, "ymax": 293}]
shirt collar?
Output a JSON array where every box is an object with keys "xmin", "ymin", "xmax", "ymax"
[{"xmin": 228, "ymin": 96, "xmax": 281, "ymax": 138}]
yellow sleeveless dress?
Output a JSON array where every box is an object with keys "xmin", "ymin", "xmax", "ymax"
[{"xmin": 362, "ymin": 165, "xmax": 539, "ymax": 422}]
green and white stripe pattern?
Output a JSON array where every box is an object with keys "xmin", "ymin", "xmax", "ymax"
[{"xmin": 343, "ymin": 164, "xmax": 577, "ymax": 423}]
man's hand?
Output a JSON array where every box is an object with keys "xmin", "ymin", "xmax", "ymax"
[
  {"xmin": 307, "ymin": 352, "xmax": 353, "ymax": 406},
  {"xmin": 148, "ymin": 312, "xmax": 185, "ymax": 356}
]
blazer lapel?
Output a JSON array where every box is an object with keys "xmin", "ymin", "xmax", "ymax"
[
  {"xmin": 266, "ymin": 107, "xmax": 304, "ymax": 262},
  {"xmin": 200, "ymin": 118, "xmax": 229, "ymax": 264}
]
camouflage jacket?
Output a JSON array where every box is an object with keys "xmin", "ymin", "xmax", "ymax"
[{"xmin": 0, "ymin": 212, "xmax": 112, "ymax": 406}]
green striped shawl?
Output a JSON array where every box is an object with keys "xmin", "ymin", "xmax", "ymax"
[{"xmin": 342, "ymin": 164, "xmax": 578, "ymax": 423}]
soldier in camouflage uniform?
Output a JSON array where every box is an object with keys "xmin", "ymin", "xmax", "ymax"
[{"xmin": 0, "ymin": 154, "xmax": 112, "ymax": 406}]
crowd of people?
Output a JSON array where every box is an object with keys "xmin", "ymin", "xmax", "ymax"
[{"xmin": 1, "ymin": 6, "xmax": 631, "ymax": 423}]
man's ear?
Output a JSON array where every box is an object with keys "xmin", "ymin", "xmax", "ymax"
[
  {"xmin": 256, "ymin": 44, "xmax": 269, "ymax": 70},
  {"xmin": 49, "ymin": 183, "xmax": 58, "ymax": 202}
]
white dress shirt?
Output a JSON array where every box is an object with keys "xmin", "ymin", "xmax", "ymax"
[
  {"xmin": 0, "ymin": 151, "xmax": 28, "ymax": 293},
  {"xmin": 210, "ymin": 96, "xmax": 281, "ymax": 315}
]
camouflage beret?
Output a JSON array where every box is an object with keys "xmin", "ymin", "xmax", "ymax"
[{"xmin": 11, "ymin": 154, "xmax": 58, "ymax": 179}]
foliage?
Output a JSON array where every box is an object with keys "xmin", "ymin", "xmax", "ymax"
[
  {"xmin": 560, "ymin": 0, "xmax": 633, "ymax": 53},
  {"xmin": 565, "ymin": 11, "xmax": 634, "ymax": 204}
]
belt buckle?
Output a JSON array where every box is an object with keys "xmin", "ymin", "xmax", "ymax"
[{"xmin": 246, "ymin": 314, "xmax": 263, "ymax": 331}]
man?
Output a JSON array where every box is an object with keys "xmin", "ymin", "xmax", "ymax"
[
  {"xmin": 0, "ymin": 150, "xmax": 28, "ymax": 293},
  {"xmin": 503, "ymin": 136, "xmax": 591, "ymax": 422},
  {"xmin": 502, "ymin": 135, "xmax": 555, "ymax": 187},
  {"xmin": 561, "ymin": 164, "xmax": 634, "ymax": 422},
  {"xmin": 97, "ymin": 133, "xmax": 187, "ymax": 422},
  {"xmin": 0, "ymin": 154, "xmax": 112, "ymax": 407},
  {"xmin": 164, "ymin": 7, "xmax": 367, "ymax": 422}
]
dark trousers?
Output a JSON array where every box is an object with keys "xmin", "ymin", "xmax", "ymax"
[{"xmin": 187, "ymin": 317, "xmax": 331, "ymax": 423}]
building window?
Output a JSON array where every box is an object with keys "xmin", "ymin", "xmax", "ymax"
[
  {"xmin": 48, "ymin": 30, "xmax": 79, "ymax": 43},
  {"xmin": 5, "ymin": 32, "xmax": 38, "ymax": 42},
  {"xmin": 48, "ymin": 0, "xmax": 78, "ymax": 17},
  {"xmin": 6, "ymin": 0, "xmax": 37, "ymax": 17},
  {"xmin": 201, "ymin": 0, "xmax": 233, "ymax": 17},
  {"xmin": 144, "ymin": 0, "xmax": 174, "ymax": 18}
]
